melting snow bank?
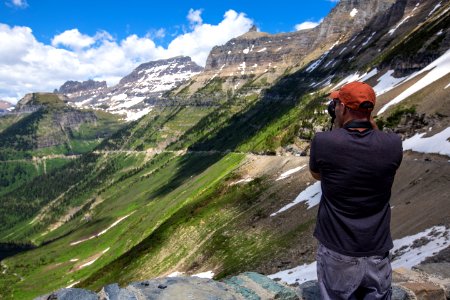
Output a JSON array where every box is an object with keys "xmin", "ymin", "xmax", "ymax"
[
  {"xmin": 193, "ymin": 271, "xmax": 215, "ymax": 279},
  {"xmin": 403, "ymin": 127, "xmax": 450, "ymax": 157},
  {"xmin": 373, "ymin": 70, "xmax": 409, "ymax": 95},
  {"xmin": 78, "ymin": 248, "xmax": 110, "ymax": 270},
  {"xmin": 65, "ymin": 281, "xmax": 80, "ymax": 288},
  {"xmin": 268, "ymin": 262, "xmax": 317, "ymax": 285},
  {"xmin": 275, "ymin": 165, "xmax": 306, "ymax": 181},
  {"xmin": 167, "ymin": 270, "xmax": 215, "ymax": 279},
  {"xmin": 268, "ymin": 226, "xmax": 449, "ymax": 285},
  {"xmin": 391, "ymin": 226, "xmax": 449, "ymax": 269},
  {"xmin": 378, "ymin": 49, "xmax": 450, "ymax": 114},
  {"xmin": 230, "ymin": 178, "xmax": 254, "ymax": 186},
  {"xmin": 270, "ymin": 182, "xmax": 322, "ymax": 216},
  {"xmin": 70, "ymin": 212, "xmax": 134, "ymax": 246}
]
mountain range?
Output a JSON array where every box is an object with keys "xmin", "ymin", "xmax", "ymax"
[{"xmin": 0, "ymin": 0, "xmax": 449, "ymax": 298}]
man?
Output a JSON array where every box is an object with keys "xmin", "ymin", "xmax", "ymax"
[{"xmin": 309, "ymin": 81, "xmax": 403, "ymax": 300}]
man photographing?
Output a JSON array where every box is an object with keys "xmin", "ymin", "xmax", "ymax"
[{"xmin": 309, "ymin": 82, "xmax": 403, "ymax": 299}]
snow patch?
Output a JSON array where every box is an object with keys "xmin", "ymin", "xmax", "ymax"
[
  {"xmin": 111, "ymin": 93, "xmax": 128, "ymax": 102},
  {"xmin": 126, "ymin": 107, "xmax": 153, "ymax": 122},
  {"xmin": 389, "ymin": 15, "xmax": 412, "ymax": 35},
  {"xmin": 361, "ymin": 32, "xmax": 376, "ymax": 47},
  {"xmin": 339, "ymin": 47, "xmax": 347, "ymax": 55},
  {"xmin": 373, "ymin": 70, "xmax": 408, "ymax": 96},
  {"xmin": 402, "ymin": 127, "xmax": 450, "ymax": 157},
  {"xmin": 230, "ymin": 178, "xmax": 254, "ymax": 185},
  {"xmin": 243, "ymin": 48, "xmax": 250, "ymax": 54},
  {"xmin": 436, "ymin": 29, "xmax": 443, "ymax": 36},
  {"xmin": 268, "ymin": 262, "xmax": 317, "ymax": 285},
  {"xmin": 192, "ymin": 271, "xmax": 214, "ymax": 279},
  {"xmin": 79, "ymin": 248, "xmax": 110, "ymax": 269},
  {"xmin": 332, "ymin": 69, "xmax": 378, "ymax": 89},
  {"xmin": 70, "ymin": 213, "xmax": 134, "ymax": 246},
  {"xmin": 66, "ymin": 281, "xmax": 80, "ymax": 288},
  {"xmin": 392, "ymin": 226, "xmax": 449, "ymax": 269},
  {"xmin": 428, "ymin": 2, "xmax": 442, "ymax": 16},
  {"xmin": 168, "ymin": 271, "xmax": 185, "ymax": 277},
  {"xmin": 445, "ymin": 82, "xmax": 450, "ymax": 89},
  {"xmin": 276, "ymin": 165, "xmax": 307, "ymax": 181},
  {"xmin": 239, "ymin": 62, "xmax": 246, "ymax": 75},
  {"xmin": 350, "ymin": 8, "xmax": 358, "ymax": 18},
  {"xmin": 257, "ymin": 47, "xmax": 267, "ymax": 53},
  {"xmin": 270, "ymin": 181, "xmax": 322, "ymax": 217},
  {"xmin": 378, "ymin": 49, "xmax": 450, "ymax": 114}
]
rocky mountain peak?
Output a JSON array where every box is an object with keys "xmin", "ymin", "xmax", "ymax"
[
  {"xmin": 64, "ymin": 56, "xmax": 203, "ymax": 121},
  {"xmin": 58, "ymin": 79, "xmax": 107, "ymax": 95},
  {"xmin": 314, "ymin": 0, "xmax": 397, "ymax": 44},
  {"xmin": 0, "ymin": 100, "xmax": 13, "ymax": 111},
  {"xmin": 15, "ymin": 93, "xmax": 68, "ymax": 112},
  {"xmin": 119, "ymin": 56, "xmax": 203, "ymax": 85}
]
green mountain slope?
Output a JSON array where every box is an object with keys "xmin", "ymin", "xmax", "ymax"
[{"xmin": 0, "ymin": 93, "xmax": 124, "ymax": 195}]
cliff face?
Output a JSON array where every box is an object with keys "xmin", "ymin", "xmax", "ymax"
[{"xmin": 175, "ymin": 0, "xmax": 397, "ymax": 97}]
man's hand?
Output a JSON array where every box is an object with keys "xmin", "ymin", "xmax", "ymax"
[{"xmin": 310, "ymin": 170, "xmax": 321, "ymax": 181}]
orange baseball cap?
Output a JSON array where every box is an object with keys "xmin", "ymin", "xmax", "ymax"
[{"xmin": 329, "ymin": 81, "xmax": 376, "ymax": 111}]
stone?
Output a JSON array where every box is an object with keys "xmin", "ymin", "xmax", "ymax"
[
  {"xmin": 400, "ymin": 282, "xmax": 446, "ymax": 300},
  {"xmin": 297, "ymin": 280, "xmax": 320, "ymax": 300},
  {"xmin": 35, "ymin": 288, "xmax": 97, "ymax": 300},
  {"xmin": 224, "ymin": 272, "xmax": 298, "ymax": 299}
]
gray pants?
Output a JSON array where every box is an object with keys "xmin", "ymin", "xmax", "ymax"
[{"xmin": 316, "ymin": 244, "xmax": 392, "ymax": 300}]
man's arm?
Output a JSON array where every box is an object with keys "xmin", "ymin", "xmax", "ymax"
[{"xmin": 309, "ymin": 135, "xmax": 321, "ymax": 181}]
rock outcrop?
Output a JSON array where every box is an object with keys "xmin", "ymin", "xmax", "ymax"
[{"xmin": 37, "ymin": 269, "xmax": 450, "ymax": 300}]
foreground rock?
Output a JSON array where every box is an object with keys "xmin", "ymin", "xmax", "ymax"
[{"xmin": 36, "ymin": 269, "xmax": 450, "ymax": 300}]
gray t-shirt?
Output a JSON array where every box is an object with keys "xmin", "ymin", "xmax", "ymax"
[{"xmin": 310, "ymin": 127, "xmax": 402, "ymax": 257}]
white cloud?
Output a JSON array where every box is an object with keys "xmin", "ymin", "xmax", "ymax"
[
  {"xmin": 8, "ymin": 0, "xmax": 28, "ymax": 8},
  {"xmin": 52, "ymin": 29, "xmax": 96, "ymax": 50},
  {"xmin": 166, "ymin": 9, "xmax": 253, "ymax": 66},
  {"xmin": 0, "ymin": 9, "xmax": 253, "ymax": 103},
  {"xmin": 187, "ymin": 9, "xmax": 203, "ymax": 26},
  {"xmin": 295, "ymin": 19, "xmax": 323, "ymax": 31}
]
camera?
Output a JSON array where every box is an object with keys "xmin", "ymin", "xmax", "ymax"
[{"xmin": 327, "ymin": 99, "xmax": 337, "ymax": 119}]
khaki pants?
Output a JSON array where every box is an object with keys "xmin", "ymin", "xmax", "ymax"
[{"xmin": 316, "ymin": 244, "xmax": 392, "ymax": 300}]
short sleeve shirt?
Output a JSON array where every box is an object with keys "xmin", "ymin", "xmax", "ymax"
[{"xmin": 310, "ymin": 128, "xmax": 402, "ymax": 257}]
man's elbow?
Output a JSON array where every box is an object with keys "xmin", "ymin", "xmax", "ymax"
[{"xmin": 310, "ymin": 170, "xmax": 321, "ymax": 181}]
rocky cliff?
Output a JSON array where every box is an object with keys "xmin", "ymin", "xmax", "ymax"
[
  {"xmin": 173, "ymin": 0, "xmax": 398, "ymax": 97},
  {"xmin": 0, "ymin": 100, "xmax": 13, "ymax": 114}
]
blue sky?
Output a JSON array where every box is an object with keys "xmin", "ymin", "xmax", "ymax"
[{"xmin": 0, "ymin": 0, "xmax": 339, "ymax": 102}]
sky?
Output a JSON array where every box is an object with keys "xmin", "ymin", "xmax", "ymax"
[{"xmin": 0, "ymin": 0, "xmax": 339, "ymax": 103}]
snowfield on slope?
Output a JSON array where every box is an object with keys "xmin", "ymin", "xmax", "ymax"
[
  {"xmin": 378, "ymin": 49, "xmax": 450, "ymax": 114},
  {"xmin": 70, "ymin": 212, "xmax": 134, "ymax": 246},
  {"xmin": 403, "ymin": 127, "xmax": 450, "ymax": 157},
  {"xmin": 270, "ymin": 182, "xmax": 322, "ymax": 216}
]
